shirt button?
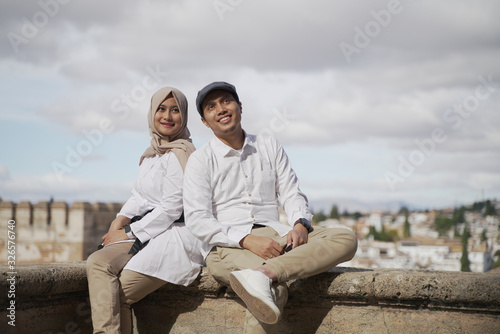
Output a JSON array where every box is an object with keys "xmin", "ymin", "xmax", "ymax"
[
  {"xmin": 248, "ymin": 193, "xmax": 252, "ymax": 197},
  {"xmin": 245, "ymin": 175, "xmax": 248, "ymax": 178}
]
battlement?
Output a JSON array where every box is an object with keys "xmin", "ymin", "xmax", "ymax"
[
  {"xmin": 1, "ymin": 263, "xmax": 499, "ymax": 333},
  {"xmin": 0, "ymin": 201, "xmax": 123, "ymax": 264}
]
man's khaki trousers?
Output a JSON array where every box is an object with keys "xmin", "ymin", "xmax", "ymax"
[{"xmin": 206, "ymin": 226, "xmax": 358, "ymax": 334}]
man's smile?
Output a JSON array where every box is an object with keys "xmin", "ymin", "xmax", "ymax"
[{"xmin": 218, "ymin": 115, "xmax": 232, "ymax": 124}]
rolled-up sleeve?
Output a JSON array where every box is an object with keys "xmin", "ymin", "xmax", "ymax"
[
  {"xmin": 119, "ymin": 195, "xmax": 140, "ymax": 219},
  {"xmin": 130, "ymin": 154, "xmax": 184, "ymax": 243}
]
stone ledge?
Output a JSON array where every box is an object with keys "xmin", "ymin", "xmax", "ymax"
[
  {"xmin": 3, "ymin": 263, "xmax": 499, "ymax": 311},
  {"xmin": 1, "ymin": 263, "xmax": 499, "ymax": 333}
]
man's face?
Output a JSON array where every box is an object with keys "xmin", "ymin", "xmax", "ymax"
[{"xmin": 201, "ymin": 89, "xmax": 242, "ymax": 139}]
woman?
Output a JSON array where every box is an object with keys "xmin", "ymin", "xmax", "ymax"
[{"xmin": 86, "ymin": 87, "xmax": 204, "ymax": 333}]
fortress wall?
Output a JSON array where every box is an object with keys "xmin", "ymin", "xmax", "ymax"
[
  {"xmin": 33, "ymin": 202, "xmax": 50, "ymax": 241},
  {"xmin": 0, "ymin": 201, "xmax": 122, "ymax": 265},
  {"xmin": 15, "ymin": 201, "xmax": 32, "ymax": 229},
  {"xmin": 50, "ymin": 201, "xmax": 69, "ymax": 233},
  {"xmin": 0, "ymin": 201, "xmax": 15, "ymax": 222}
]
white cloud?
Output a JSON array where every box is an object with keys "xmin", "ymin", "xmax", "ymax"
[
  {"xmin": 2, "ymin": 0, "xmax": 500, "ymax": 210},
  {"xmin": 0, "ymin": 172, "xmax": 132, "ymax": 204}
]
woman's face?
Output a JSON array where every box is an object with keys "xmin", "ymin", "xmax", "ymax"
[{"xmin": 154, "ymin": 95, "xmax": 182, "ymax": 137}]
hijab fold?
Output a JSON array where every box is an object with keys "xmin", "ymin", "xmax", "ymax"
[{"xmin": 139, "ymin": 87, "xmax": 195, "ymax": 170}]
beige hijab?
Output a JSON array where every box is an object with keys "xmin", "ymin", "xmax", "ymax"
[{"xmin": 139, "ymin": 87, "xmax": 195, "ymax": 170}]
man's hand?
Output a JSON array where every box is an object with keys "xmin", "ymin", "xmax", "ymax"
[
  {"xmin": 240, "ymin": 234, "xmax": 283, "ymax": 260},
  {"xmin": 286, "ymin": 223, "xmax": 309, "ymax": 250},
  {"xmin": 102, "ymin": 229, "xmax": 130, "ymax": 246}
]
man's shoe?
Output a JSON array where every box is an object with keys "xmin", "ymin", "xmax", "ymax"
[{"xmin": 229, "ymin": 269, "xmax": 280, "ymax": 325}]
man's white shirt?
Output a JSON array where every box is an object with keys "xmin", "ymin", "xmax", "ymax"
[{"xmin": 183, "ymin": 133, "xmax": 312, "ymax": 257}]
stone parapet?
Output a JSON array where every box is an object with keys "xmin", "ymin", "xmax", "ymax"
[{"xmin": 1, "ymin": 263, "xmax": 499, "ymax": 333}]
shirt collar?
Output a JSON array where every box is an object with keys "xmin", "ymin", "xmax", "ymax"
[{"xmin": 210, "ymin": 131, "xmax": 256, "ymax": 157}]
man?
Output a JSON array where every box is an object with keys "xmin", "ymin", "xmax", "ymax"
[{"xmin": 183, "ymin": 81, "xmax": 357, "ymax": 333}]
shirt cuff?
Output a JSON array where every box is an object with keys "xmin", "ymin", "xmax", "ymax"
[
  {"xmin": 289, "ymin": 211, "xmax": 313, "ymax": 227},
  {"xmin": 129, "ymin": 223, "xmax": 151, "ymax": 243},
  {"xmin": 227, "ymin": 227, "xmax": 248, "ymax": 248},
  {"xmin": 117, "ymin": 212, "xmax": 134, "ymax": 219}
]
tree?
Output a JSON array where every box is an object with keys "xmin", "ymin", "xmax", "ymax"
[
  {"xmin": 387, "ymin": 228, "xmax": 399, "ymax": 241},
  {"xmin": 368, "ymin": 224, "xmax": 395, "ymax": 242},
  {"xmin": 398, "ymin": 206, "xmax": 409, "ymax": 216},
  {"xmin": 481, "ymin": 229, "xmax": 487, "ymax": 243},
  {"xmin": 453, "ymin": 206, "xmax": 466, "ymax": 224},
  {"xmin": 484, "ymin": 200, "xmax": 497, "ymax": 216},
  {"xmin": 460, "ymin": 226, "xmax": 471, "ymax": 272},
  {"xmin": 403, "ymin": 212, "xmax": 411, "ymax": 238},
  {"xmin": 329, "ymin": 204, "xmax": 339, "ymax": 219},
  {"xmin": 460, "ymin": 243, "xmax": 471, "ymax": 272},
  {"xmin": 492, "ymin": 250, "xmax": 500, "ymax": 270},
  {"xmin": 368, "ymin": 226, "xmax": 377, "ymax": 239},
  {"xmin": 472, "ymin": 199, "xmax": 497, "ymax": 216},
  {"xmin": 461, "ymin": 225, "xmax": 471, "ymax": 245},
  {"xmin": 313, "ymin": 210, "xmax": 327, "ymax": 224},
  {"xmin": 472, "ymin": 201, "xmax": 484, "ymax": 212},
  {"xmin": 434, "ymin": 216, "xmax": 455, "ymax": 236}
]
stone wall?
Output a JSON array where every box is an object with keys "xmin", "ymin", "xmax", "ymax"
[
  {"xmin": 0, "ymin": 201, "xmax": 122, "ymax": 265},
  {"xmin": 1, "ymin": 263, "xmax": 499, "ymax": 334}
]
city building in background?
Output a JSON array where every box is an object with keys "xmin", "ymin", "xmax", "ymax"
[{"xmin": 1, "ymin": 199, "xmax": 499, "ymax": 273}]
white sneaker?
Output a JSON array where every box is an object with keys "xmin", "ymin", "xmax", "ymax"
[{"xmin": 229, "ymin": 269, "xmax": 281, "ymax": 325}]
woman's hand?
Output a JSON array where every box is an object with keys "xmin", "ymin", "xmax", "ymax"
[
  {"xmin": 108, "ymin": 215, "xmax": 131, "ymax": 232},
  {"xmin": 102, "ymin": 229, "xmax": 129, "ymax": 246},
  {"xmin": 100, "ymin": 215, "xmax": 132, "ymax": 245}
]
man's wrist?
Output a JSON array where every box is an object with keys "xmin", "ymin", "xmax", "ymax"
[
  {"xmin": 239, "ymin": 234, "xmax": 254, "ymax": 248},
  {"xmin": 294, "ymin": 218, "xmax": 313, "ymax": 233},
  {"xmin": 239, "ymin": 235, "xmax": 247, "ymax": 248}
]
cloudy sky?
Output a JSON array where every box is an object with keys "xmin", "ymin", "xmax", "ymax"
[{"xmin": 1, "ymin": 0, "xmax": 499, "ymax": 213}]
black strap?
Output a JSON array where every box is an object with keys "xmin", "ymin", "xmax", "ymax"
[
  {"xmin": 130, "ymin": 208, "xmax": 154, "ymax": 223},
  {"xmin": 96, "ymin": 210, "xmax": 185, "ymax": 252},
  {"xmin": 127, "ymin": 211, "xmax": 185, "ymax": 255},
  {"xmin": 252, "ymin": 224, "xmax": 266, "ymax": 229}
]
